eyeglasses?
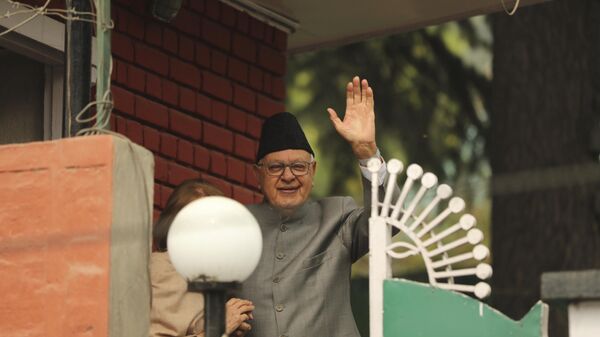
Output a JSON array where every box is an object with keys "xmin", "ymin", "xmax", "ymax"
[{"xmin": 257, "ymin": 160, "xmax": 314, "ymax": 176}]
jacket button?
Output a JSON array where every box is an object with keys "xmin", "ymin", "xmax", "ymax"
[
  {"xmin": 275, "ymin": 304, "xmax": 284, "ymax": 312},
  {"xmin": 276, "ymin": 252, "xmax": 285, "ymax": 260},
  {"xmin": 280, "ymin": 224, "xmax": 288, "ymax": 232},
  {"xmin": 273, "ymin": 277, "xmax": 281, "ymax": 283}
]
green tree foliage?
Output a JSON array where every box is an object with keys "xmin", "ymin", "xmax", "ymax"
[{"xmin": 287, "ymin": 16, "xmax": 494, "ymax": 277}]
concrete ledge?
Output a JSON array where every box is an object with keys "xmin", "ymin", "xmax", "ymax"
[{"xmin": 541, "ymin": 270, "xmax": 600, "ymax": 301}]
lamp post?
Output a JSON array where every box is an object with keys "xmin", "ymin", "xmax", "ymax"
[{"xmin": 167, "ymin": 196, "xmax": 262, "ymax": 337}]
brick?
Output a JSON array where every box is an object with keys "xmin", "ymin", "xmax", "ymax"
[
  {"xmin": 163, "ymin": 28, "xmax": 178, "ymax": 53},
  {"xmin": 202, "ymin": 174, "xmax": 232, "ymax": 197},
  {"xmin": 190, "ymin": 0, "xmax": 204, "ymax": 13},
  {"xmin": 110, "ymin": 114, "xmax": 116, "ymax": 130},
  {"xmin": 135, "ymin": 43, "xmax": 169, "ymax": 75},
  {"xmin": 116, "ymin": 60, "xmax": 128, "ymax": 84},
  {"xmin": 236, "ymin": 12, "xmax": 249, "ymax": 33},
  {"xmin": 227, "ymin": 106, "xmax": 247, "ymax": 133},
  {"xmin": 127, "ymin": 65, "xmax": 146, "ymax": 92},
  {"xmin": 250, "ymin": 20, "xmax": 265, "ymax": 40},
  {"xmin": 155, "ymin": 155, "xmax": 169, "ymax": 182},
  {"xmin": 160, "ymin": 185, "xmax": 173, "ymax": 208},
  {"xmin": 233, "ymin": 84, "xmax": 256, "ymax": 112},
  {"xmin": 115, "ymin": 115, "xmax": 127, "ymax": 133},
  {"xmin": 228, "ymin": 57, "xmax": 248, "ymax": 83},
  {"xmin": 154, "ymin": 183, "xmax": 161, "ymax": 206},
  {"xmin": 136, "ymin": 96, "xmax": 169, "ymax": 127},
  {"xmin": 202, "ymin": 71, "xmax": 232, "ymax": 101},
  {"xmin": 248, "ymin": 66, "xmax": 263, "ymax": 90},
  {"xmin": 273, "ymin": 29, "xmax": 287, "ymax": 51},
  {"xmin": 264, "ymin": 25, "xmax": 274, "ymax": 45},
  {"xmin": 196, "ymin": 93, "xmax": 212, "ymax": 118},
  {"xmin": 154, "ymin": 208, "xmax": 161, "ymax": 222},
  {"xmin": 111, "ymin": 86, "xmax": 135, "ymax": 115},
  {"xmin": 128, "ymin": 14, "xmax": 145, "ymax": 39},
  {"xmin": 177, "ymin": 139, "xmax": 194, "ymax": 165},
  {"xmin": 263, "ymin": 73, "xmax": 273, "ymax": 95},
  {"xmin": 170, "ymin": 109, "xmax": 202, "ymax": 140},
  {"xmin": 256, "ymin": 94, "xmax": 284, "ymax": 118},
  {"xmin": 202, "ymin": 20, "xmax": 231, "ymax": 51},
  {"xmin": 209, "ymin": 151, "xmax": 227, "ymax": 176},
  {"xmin": 235, "ymin": 134, "xmax": 256, "ymax": 161},
  {"xmin": 232, "ymin": 33, "xmax": 256, "ymax": 62},
  {"xmin": 211, "ymin": 50, "xmax": 227, "ymax": 75},
  {"xmin": 146, "ymin": 73, "xmax": 162, "ymax": 99},
  {"xmin": 195, "ymin": 43, "xmax": 211, "ymax": 68},
  {"xmin": 112, "ymin": 32, "xmax": 134, "ymax": 61},
  {"xmin": 143, "ymin": 126, "xmax": 160, "ymax": 152},
  {"xmin": 272, "ymin": 77, "xmax": 286, "ymax": 99},
  {"xmin": 208, "ymin": 101, "xmax": 227, "ymax": 126},
  {"xmin": 246, "ymin": 163, "xmax": 259, "ymax": 188},
  {"xmin": 168, "ymin": 162, "xmax": 200, "ymax": 185},
  {"xmin": 179, "ymin": 36, "xmax": 195, "ymax": 61},
  {"xmin": 125, "ymin": 120, "xmax": 143, "ymax": 145},
  {"xmin": 221, "ymin": 4, "xmax": 236, "ymax": 27},
  {"xmin": 233, "ymin": 185, "xmax": 254, "ymax": 204},
  {"xmin": 258, "ymin": 46, "xmax": 286, "ymax": 75},
  {"xmin": 170, "ymin": 58, "xmax": 201, "ymax": 89},
  {"xmin": 145, "ymin": 22, "xmax": 162, "ymax": 47},
  {"xmin": 111, "ymin": 59, "xmax": 118, "ymax": 81},
  {"xmin": 179, "ymin": 86, "xmax": 196, "ymax": 112},
  {"xmin": 205, "ymin": 0, "xmax": 220, "ymax": 20},
  {"xmin": 204, "ymin": 123, "xmax": 233, "ymax": 152},
  {"xmin": 227, "ymin": 157, "xmax": 245, "ymax": 183},
  {"xmin": 162, "ymin": 79, "xmax": 179, "ymax": 106},
  {"xmin": 194, "ymin": 145, "xmax": 210, "ymax": 170},
  {"xmin": 160, "ymin": 133, "xmax": 178, "ymax": 158},
  {"xmin": 172, "ymin": 9, "xmax": 201, "ymax": 37},
  {"xmin": 246, "ymin": 114, "xmax": 262, "ymax": 139}
]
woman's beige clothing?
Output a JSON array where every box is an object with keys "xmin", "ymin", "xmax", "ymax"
[{"xmin": 150, "ymin": 252, "xmax": 205, "ymax": 337}]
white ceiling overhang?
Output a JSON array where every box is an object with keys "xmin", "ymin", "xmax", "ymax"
[{"xmin": 223, "ymin": 0, "xmax": 547, "ymax": 53}]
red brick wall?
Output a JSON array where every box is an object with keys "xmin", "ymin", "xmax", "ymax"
[{"xmin": 108, "ymin": 0, "xmax": 287, "ymax": 218}]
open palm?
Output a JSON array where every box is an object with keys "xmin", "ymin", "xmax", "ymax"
[{"xmin": 327, "ymin": 76, "xmax": 377, "ymax": 159}]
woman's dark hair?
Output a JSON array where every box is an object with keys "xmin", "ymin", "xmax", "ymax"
[{"xmin": 153, "ymin": 178, "xmax": 224, "ymax": 251}]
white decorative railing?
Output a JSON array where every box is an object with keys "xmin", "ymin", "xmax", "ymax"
[{"xmin": 368, "ymin": 158, "xmax": 492, "ymax": 337}]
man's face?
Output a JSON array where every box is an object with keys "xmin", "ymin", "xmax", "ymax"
[{"xmin": 255, "ymin": 149, "xmax": 317, "ymax": 214}]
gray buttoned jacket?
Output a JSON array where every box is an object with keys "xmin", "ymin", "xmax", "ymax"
[{"xmin": 238, "ymin": 178, "xmax": 383, "ymax": 337}]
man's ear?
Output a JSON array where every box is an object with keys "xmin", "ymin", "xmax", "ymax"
[
  {"xmin": 312, "ymin": 161, "xmax": 317, "ymax": 176},
  {"xmin": 252, "ymin": 164, "xmax": 262, "ymax": 189}
]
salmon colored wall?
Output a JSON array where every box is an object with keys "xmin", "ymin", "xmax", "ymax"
[{"xmin": 0, "ymin": 137, "xmax": 116, "ymax": 337}]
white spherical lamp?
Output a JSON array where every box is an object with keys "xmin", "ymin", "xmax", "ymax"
[{"xmin": 167, "ymin": 196, "xmax": 263, "ymax": 283}]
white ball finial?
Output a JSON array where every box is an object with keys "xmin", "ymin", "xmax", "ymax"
[
  {"xmin": 436, "ymin": 184, "xmax": 453, "ymax": 199},
  {"xmin": 448, "ymin": 197, "xmax": 465, "ymax": 213},
  {"xmin": 474, "ymin": 282, "xmax": 492, "ymax": 299},
  {"xmin": 472, "ymin": 244, "xmax": 489, "ymax": 261},
  {"xmin": 421, "ymin": 172, "xmax": 438, "ymax": 188},
  {"xmin": 387, "ymin": 159, "xmax": 403, "ymax": 174},
  {"xmin": 476, "ymin": 263, "xmax": 493, "ymax": 280},
  {"xmin": 459, "ymin": 214, "xmax": 476, "ymax": 230},
  {"xmin": 167, "ymin": 196, "xmax": 263, "ymax": 282},
  {"xmin": 467, "ymin": 229, "xmax": 483, "ymax": 245},
  {"xmin": 367, "ymin": 158, "xmax": 382, "ymax": 173},
  {"xmin": 406, "ymin": 164, "xmax": 423, "ymax": 179}
]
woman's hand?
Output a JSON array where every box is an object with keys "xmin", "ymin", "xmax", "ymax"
[{"xmin": 225, "ymin": 298, "xmax": 255, "ymax": 337}]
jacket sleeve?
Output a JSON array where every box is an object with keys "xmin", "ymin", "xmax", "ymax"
[{"xmin": 149, "ymin": 252, "xmax": 205, "ymax": 337}]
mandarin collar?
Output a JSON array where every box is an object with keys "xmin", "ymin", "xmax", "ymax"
[{"xmin": 261, "ymin": 199, "xmax": 313, "ymax": 224}]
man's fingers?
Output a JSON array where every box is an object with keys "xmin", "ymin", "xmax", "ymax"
[
  {"xmin": 366, "ymin": 86, "xmax": 374, "ymax": 107},
  {"xmin": 327, "ymin": 108, "xmax": 343, "ymax": 132},
  {"xmin": 352, "ymin": 76, "xmax": 361, "ymax": 103},
  {"xmin": 361, "ymin": 79, "xmax": 368, "ymax": 103},
  {"xmin": 238, "ymin": 322, "xmax": 252, "ymax": 331},
  {"xmin": 346, "ymin": 81, "xmax": 353, "ymax": 107},
  {"xmin": 238, "ymin": 304, "xmax": 255, "ymax": 313}
]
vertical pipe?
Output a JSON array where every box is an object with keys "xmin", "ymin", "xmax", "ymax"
[
  {"xmin": 204, "ymin": 289, "xmax": 226, "ymax": 337},
  {"xmin": 63, "ymin": 0, "xmax": 92, "ymax": 137},
  {"xmin": 95, "ymin": 0, "xmax": 112, "ymax": 130}
]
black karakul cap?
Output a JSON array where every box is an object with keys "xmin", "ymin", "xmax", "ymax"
[{"xmin": 256, "ymin": 112, "xmax": 314, "ymax": 163}]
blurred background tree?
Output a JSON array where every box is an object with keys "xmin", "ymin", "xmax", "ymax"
[{"xmin": 286, "ymin": 15, "xmax": 494, "ymax": 335}]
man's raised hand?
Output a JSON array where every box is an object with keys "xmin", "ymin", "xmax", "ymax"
[{"xmin": 327, "ymin": 76, "xmax": 377, "ymax": 160}]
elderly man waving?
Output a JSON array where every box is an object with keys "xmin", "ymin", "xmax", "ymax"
[{"xmin": 238, "ymin": 76, "xmax": 388, "ymax": 337}]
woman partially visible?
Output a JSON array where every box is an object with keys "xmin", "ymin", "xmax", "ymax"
[{"xmin": 151, "ymin": 179, "xmax": 254, "ymax": 337}]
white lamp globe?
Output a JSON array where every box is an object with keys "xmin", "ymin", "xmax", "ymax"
[{"xmin": 167, "ymin": 196, "xmax": 262, "ymax": 283}]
